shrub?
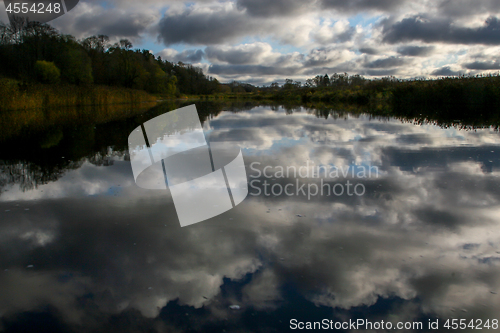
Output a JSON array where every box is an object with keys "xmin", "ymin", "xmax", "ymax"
[{"xmin": 34, "ymin": 60, "xmax": 60, "ymax": 84}]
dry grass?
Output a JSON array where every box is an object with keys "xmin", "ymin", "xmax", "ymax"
[{"xmin": 0, "ymin": 77, "xmax": 157, "ymax": 111}]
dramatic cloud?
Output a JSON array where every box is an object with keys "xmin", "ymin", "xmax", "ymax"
[
  {"xmin": 51, "ymin": 2, "xmax": 159, "ymax": 40},
  {"xmin": 303, "ymin": 48, "xmax": 355, "ymax": 68},
  {"xmin": 359, "ymin": 47, "xmax": 379, "ymax": 55},
  {"xmin": 366, "ymin": 56, "xmax": 410, "ymax": 68},
  {"xmin": 236, "ymin": 0, "xmax": 310, "ymax": 17},
  {"xmin": 436, "ymin": 0, "xmax": 500, "ymax": 18},
  {"xmin": 320, "ymin": 0, "xmax": 403, "ymax": 12},
  {"xmin": 205, "ymin": 43, "xmax": 276, "ymax": 65},
  {"xmin": 363, "ymin": 68, "xmax": 399, "ymax": 76},
  {"xmin": 158, "ymin": 3, "xmax": 258, "ymax": 45},
  {"xmin": 397, "ymin": 45, "xmax": 435, "ymax": 56},
  {"xmin": 383, "ymin": 16, "xmax": 500, "ymax": 45},
  {"xmin": 157, "ymin": 48, "xmax": 205, "ymax": 63},
  {"xmin": 463, "ymin": 60, "xmax": 500, "ymax": 70},
  {"xmin": 208, "ymin": 64, "xmax": 299, "ymax": 76},
  {"xmin": 431, "ymin": 66, "xmax": 461, "ymax": 76},
  {"xmin": 17, "ymin": 0, "xmax": 500, "ymax": 83}
]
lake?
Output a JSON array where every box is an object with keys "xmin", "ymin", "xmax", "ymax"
[{"xmin": 1, "ymin": 101, "xmax": 499, "ymax": 332}]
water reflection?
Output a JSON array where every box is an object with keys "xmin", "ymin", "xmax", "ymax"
[{"xmin": 0, "ymin": 103, "xmax": 499, "ymax": 332}]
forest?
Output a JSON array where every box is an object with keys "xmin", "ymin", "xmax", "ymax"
[{"xmin": 0, "ymin": 18, "xmax": 222, "ymax": 103}]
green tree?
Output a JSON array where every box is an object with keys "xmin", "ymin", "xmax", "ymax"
[
  {"xmin": 81, "ymin": 35, "xmax": 110, "ymax": 85},
  {"xmin": 283, "ymin": 78, "xmax": 294, "ymax": 90},
  {"xmin": 34, "ymin": 60, "xmax": 60, "ymax": 83},
  {"xmin": 323, "ymin": 74, "xmax": 330, "ymax": 87},
  {"xmin": 55, "ymin": 36, "xmax": 93, "ymax": 84}
]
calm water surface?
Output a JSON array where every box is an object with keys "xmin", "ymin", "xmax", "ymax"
[{"xmin": 1, "ymin": 102, "xmax": 500, "ymax": 332}]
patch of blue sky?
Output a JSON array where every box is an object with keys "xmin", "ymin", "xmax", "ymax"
[
  {"xmin": 435, "ymin": 53, "xmax": 460, "ymax": 68},
  {"xmin": 184, "ymin": 2, "xmax": 197, "ymax": 9},
  {"xmin": 348, "ymin": 14, "xmax": 381, "ymax": 42},
  {"xmin": 156, "ymin": 4, "xmax": 171, "ymax": 17},
  {"xmin": 238, "ymin": 35, "xmax": 260, "ymax": 45},
  {"xmin": 348, "ymin": 14, "xmax": 383, "ymax": 28},
  {"xmin": 437, "ymin": 49, "xmax": 467, "ymax": 67},
  {"xmin": 134, "ymin": 40, "xmax": 164, "ymax": 54},
  {"xmin": 98, "ymin": 1, "xmax": 115, "ymax": 10}
]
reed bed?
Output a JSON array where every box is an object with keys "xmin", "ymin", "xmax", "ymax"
[{"xmin": 0, "ymin": 77, "xmax": 157, "ymax": 111}]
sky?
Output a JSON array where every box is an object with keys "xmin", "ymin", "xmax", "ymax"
[{"xmin": 2, "ymin": 0, "xmax": 500, "ymax": 85}]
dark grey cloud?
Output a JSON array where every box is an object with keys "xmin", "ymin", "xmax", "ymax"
[
  {"xmin": 415, "ymin": 207, "xmax": 462, "ymax": 230},
  {"xmin": 303, "ymin": 59, "xmax": 329, "ymax": 68},
  {"xmin": 336, "ymin": 25, "xmax": 356, "ymax": 42},
  {"xmin": 363, "ymin": 69, "xmax": 399, "ymax": 76},
  {"xmin": 431, "ymin": 66, "xmax": 461, "ymax": 76},
  {"xmin": 366, "ymin": 56, "xmax": 409, "ymax": 68},
  {"xmin": 208, "ymin": 64, "xmax": 299, "ymax": 76},
  {"xmin": 303, "ymin": 59, "xmax": 352, "ymax": 69},
  {"xmin": 302, "ymin": 48, "xmax": 353, "ymax": 68},
  {"xmin": 304, "ymin": 66, "xmax": 398, "ymax": 77},
  {"xmin": 175, "ymin": 49, "xmax": 205, "ymax": 63},
  {"xmin": 359, "ymin": 47, "xmax": 378, "ymax": 55},
  {"xmin": 397, "ymin": 45, "xmax": 435, "ymax": 56},
  {"xmin": 97, "ymin": 18, "xmax": 149, "ymax": 38},
  {"xmin": 437, "ymin": 0, "xmax": 500, "ymax": 18},
  {"xmin": 158, "ymin": 7, "xmax": 256, "ymax": 45},
  {"xmin": 53, "ymin": 9, "xmax": 156, "ymax": 39},
  {"xmin": 463, "ymin": 60, "xmax": 500, "ymax": 70},
  {"xmin": 396, "ymin": 133, "xmax": 434, "ymax": 145},
  {"xmin": 236, "ymin": 0, "xmax": 309, "ymax": 17},
  {"xmin": 320, "ymin": 0, "xmax": 402, "ymax": 12},
  {"xmin": 205, "ymin": 44, "xmax": 268, "ymax": 65},
  {"xmin": 382, "ymin": 16, "xmax": 500, "ymax": 45},
  {"xmin": 303, "ymin": 57, "xmax": 337, "ymax": 68}
]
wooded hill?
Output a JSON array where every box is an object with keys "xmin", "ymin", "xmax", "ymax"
[{"xmin": 0, "ymin": 18, "xmax": 221, "ymax": 96}]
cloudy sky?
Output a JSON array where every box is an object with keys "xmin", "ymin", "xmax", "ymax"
[{"xmin": 3, "ymin": 0, "xmax": 500, "ymax": 85}]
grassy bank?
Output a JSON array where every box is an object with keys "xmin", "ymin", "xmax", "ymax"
[{"xmin": 0, "ymin": 77, "xmax": 158, "ymax": 111}]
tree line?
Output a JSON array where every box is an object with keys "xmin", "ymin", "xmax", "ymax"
[
  {"xmin": 0, "ymin": 18, "xmax": 221, "ymax": 96},
  {"xmin": 261, "ymin": 71, "xmax": 500, "ymax": 127}
]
